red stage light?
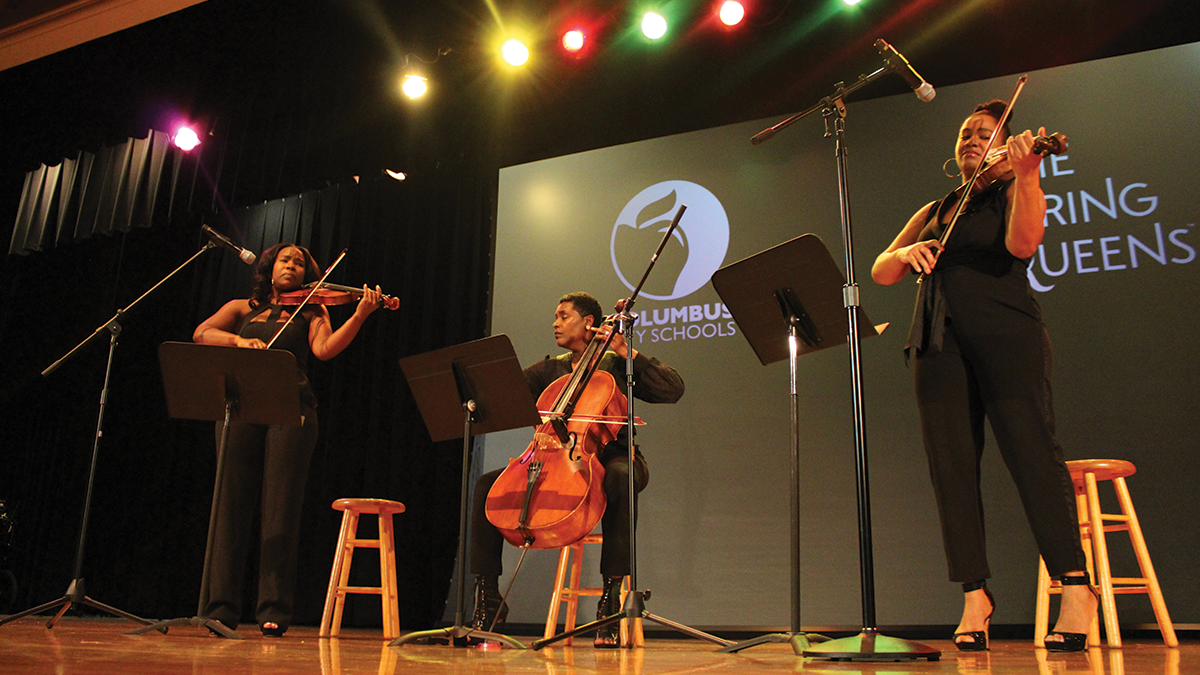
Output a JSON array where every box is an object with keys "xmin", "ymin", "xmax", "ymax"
[
  {"xmin": 718, "ymin": 1, "xmax": 745, "ymax": 26},
  {"xmin": 562, "ymin": 29, "xmax": 585, "ymax": 53}
]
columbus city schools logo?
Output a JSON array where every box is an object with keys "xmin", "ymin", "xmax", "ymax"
[{"xmin": 610, "ymin": 181, "xmax": 730, "ymax": 301}]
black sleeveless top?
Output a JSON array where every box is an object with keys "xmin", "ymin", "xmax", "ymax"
[
  {"xmin": 237, "ymin": 303, "xmax": 319, "ymax": 411},
  {"xmin": 905, "ymin": 179, "xmax": 1043, "ymax": 356}
]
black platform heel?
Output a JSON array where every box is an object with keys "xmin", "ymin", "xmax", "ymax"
[
  {"xmin": 1045, "ymin": 574, "xmax": 1098, "ymax": 652},
  {"xmin": 953, "ymin": 579, "xmax": 995, "ymax": 652},
  {"xmin": 470, "ymin": 574, "xmax": 509, "ymax": 632},
  {"xmin": 594, "ymin": 576, "xmax": 622, "ymax": 649}
]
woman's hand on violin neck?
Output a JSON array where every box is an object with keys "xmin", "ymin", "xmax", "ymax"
[
  {"xmin": 1006, "ymin": 127, "xmax": 1047, "ymax": 183},
  {"xmin": 352, "ymin": 285, "xmax": 385, "ymax": 319}
]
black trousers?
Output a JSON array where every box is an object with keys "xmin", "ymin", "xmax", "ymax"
[
  {"xmin": 203, "ymin": 412, "xmax": 318, "ymax": 630},
  {"xmin": 470, "ymin": 442, "xmax": 649, "ymax": 578},
  {"xmin": 914, "ymin": 319, "xmax": 1085, "ymax": 582}
]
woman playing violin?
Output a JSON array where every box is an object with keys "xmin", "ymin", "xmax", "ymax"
[
  {"xmin": 469, "ymin": 291, "xmax": 683, "ymax": 647},
  {"xmin": 872, "ymin": 101, "xmax": 1096, "ymax": 652},
  {"xmin": 192, "ymin": 243, "xmax": 386, "ymax": 637}
]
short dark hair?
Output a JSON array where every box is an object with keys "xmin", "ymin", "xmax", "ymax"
[
  {"xmin": 559, "ymin": 292, "xmax": 603, "ymax": 328},
  {"xmin": 972, "ymin": 99, "xmax": 1012, "ymax": 141}
]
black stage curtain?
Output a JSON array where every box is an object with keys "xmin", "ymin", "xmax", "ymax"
[
  {"xmin": 8, "ymin": 131, "xmax": 175, "ymax": 256},
  {"xmin": 0, "ymin": 166, "xmax": 495, "ymax": 629}
]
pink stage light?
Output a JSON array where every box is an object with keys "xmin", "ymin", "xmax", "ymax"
[{"xmin": 173, "ymin": 126, "xmax": 201, "ymax": 151}]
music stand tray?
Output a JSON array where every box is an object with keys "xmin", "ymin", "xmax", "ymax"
[
  {"xmin": 127, "ymin": 342, "xmax": 300, "ymax": 639},
  {"xmin": 389, "ymin": 335, "xmax": 540, "ymax": 649}
]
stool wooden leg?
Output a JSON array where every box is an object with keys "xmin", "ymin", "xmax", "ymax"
[
  {"xmin": 378, "ymin": 512, "xmax": 401, "ymax": 640},
  {"xmin": 321, "ymin": 510, "xmax": 356, "ymax": 638},
  {"xmin": 1077, "ymin": 486, "xmax": 1103, "ymax": 649},
  {"xmin": 1034, "ymin": 557, "xmax": 1051, "ymax": 647},
  {"xmin": 564, "ymin": 543, "xmax": 585, "ymax": 645},
  {"xmin": 1113, "ymin": 476, "xmax": 1177, "ymax": 647},
  {"xmin": 545, "ymin": 546, "xmax": 573, "ymax": 640},
  {"xmin": 333, "ymin": 511, "xmax": 361, "ymax": 638},
  {"xmin": 618, "ymin": 576, "xmax": 644, "ymax": 648},
  {"xmin": 1085, "ymin": 472, "xmax": 1121, "ymax": 648}
]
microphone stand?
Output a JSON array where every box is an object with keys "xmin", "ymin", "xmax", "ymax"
[
  {"xmin": 750, "ymin": 62, "xmax": 940, "ymax": 661},
  {"xmin": 0, "ymin": 242, "xmax": 224, "ymax": 632},
  {"xmin": 532, "ymin": 208, "xmax": 733, "ymax": 650}
]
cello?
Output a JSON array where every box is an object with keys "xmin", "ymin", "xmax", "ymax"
[{"xmin": 484, "ymin": 314, "xmax": 627, "ymax": 550}]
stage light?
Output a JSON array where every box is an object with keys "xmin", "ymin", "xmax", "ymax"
[
  {"xmin": 385, "ymin": 169, "xmax": 406, "ymax": 181},
  {"xmin": 562, "ymin": 29, "xmax": 585, "ymax": 53},
  {"xmin": 401, "ymin": 74, "xmax": 428, "ymax": 99},
  {"xmin": 842, "ymin": 0, "xmax": 862, "ymax": 5},
  {"xmin": 501, "ymin": 38, "xmax": 530, "ymax": 66},
  {"xmin": 718, "ymin": 1, "xmax": 745, "ymax": 26},
  {"xmin": 641, "ymin": 12, "xmax": 668, "ymax": 40},
  {"xmin": 173, "ymin": 126, "xmax": 200, "ymax": 151},
  {"xmin": 398, "ymin": 48, "xmax": 450, "ymax": 102}
]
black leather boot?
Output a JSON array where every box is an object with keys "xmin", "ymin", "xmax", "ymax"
[
  {"xmin": 470, "ymin": 575, "xmax": 508, "ymax": 631},
  {"xmin": 594, "ymin": 576, "xmax": 622, "ymax": 648}
]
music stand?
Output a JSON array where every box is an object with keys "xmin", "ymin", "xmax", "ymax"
[
  {"xmin": 711, "ymin": 234, "xmax": 904, "ymax": 656},
  {"xmin": 388, "ymin": 335, "xmax": 540, "ymax": 649},
  {"xmin": 747, "ymin": 58, "xmax": 941, "ymax": 661},
  {"xmin": 126, "ymin": 342, "xmax": 301, "ymax": 639}
]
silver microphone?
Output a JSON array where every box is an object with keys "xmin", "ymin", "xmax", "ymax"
[
  {"xmin": 202, "ymin": 225, "xmax": 256, "ymax": 264},
  {"xmin": 875, "ymin": 39, "xmax": 935, "ymax": 102}
]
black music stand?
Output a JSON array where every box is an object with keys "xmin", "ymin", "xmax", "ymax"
[
  {"xmin": 711, "ymin": 234, "xmax": 896, "ymax": 655},
  {"xmin": 126, "ymin": 342, "xmax": 301, "ymax": 639},
  {"xmin": 748, "ymin": 56, "xmax": 941, "ymax": 661},
  {"xmin": 389, "ymin": 335, "xmax": 540, "ymax": 649}
]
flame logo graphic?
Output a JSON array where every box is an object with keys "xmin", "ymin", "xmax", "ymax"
[{"xmin": 610, "ymin": 181, "xmax": 730, "ymax": 301}]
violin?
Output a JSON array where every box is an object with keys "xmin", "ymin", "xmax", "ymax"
[
  {"xmin": 277, "ymin": 281, "xmax": 400, "ymax": 310},
  {"xmin": 957, "ymin": 132, "xmax": 1069, "ymax": 196},
  {"xmin": 484, "ymin": 314, "xmax": 628, "ymax": 550}
]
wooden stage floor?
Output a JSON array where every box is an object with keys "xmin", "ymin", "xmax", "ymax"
[{"xmin": 0, "ymin": 617, "xmax": 1190, "ymax": 675}]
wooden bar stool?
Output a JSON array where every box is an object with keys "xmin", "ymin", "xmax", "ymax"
[
  {"xmin": 545, "ymin": 533, "xmax": 644, "ymax": 647},
  {"xmin": 320, "ymin": 498, "xmax": 406, "ymax": 639},
  {"xmin": 1034, "ymin": 459, "xmax": 1177, "ymax": 648}
]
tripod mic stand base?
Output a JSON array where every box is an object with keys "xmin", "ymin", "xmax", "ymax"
[
  {"xmin": 125, "ymin": 616, "xmax": 242, "ymax": 639},
  {"xmin": 0, "ymin": 578, "xmax": 158, "ymax": 631},
  {"xmin": 718, "ymin": 631, "xmax": 830, "ymax": 654},
  {"xmin": 389, "ymin": 624, "xmax": 526, "ymax": 650},
  {"xmin": 533, "ymin": 592, "xmax": 733, "ymax": 651},
  {"xmin": 801, "ymin": 629, "xmax": 940, "ymax": 661}
]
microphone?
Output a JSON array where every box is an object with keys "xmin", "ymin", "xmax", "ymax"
[
  {"xmin": 202, "ymin": 225, "xmax": 256, "ymax": 264},
  {"xmin": 875, "ymin": 39, "xmax": 935, "ymax": 102}
]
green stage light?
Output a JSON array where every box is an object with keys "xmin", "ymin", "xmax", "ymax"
[{"xmin": 641, "ymin": 11, "xmax": 667, "ymax": 39}]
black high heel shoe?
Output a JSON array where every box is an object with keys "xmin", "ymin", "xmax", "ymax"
[
  {"xmin": 953, "ymin": 580, "xmax": 995, "ymax": 652},
  {"xmin": 594, "ymin": 576, "xmax": 622, "ymax": 649},
  {"xmin": 1045, "ymin": 574, "xmax": 1099, "ymax": 652}
]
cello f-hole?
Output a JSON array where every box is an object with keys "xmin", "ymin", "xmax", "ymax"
[{"xmin": 568, "ymin": 433, "xmax": 581, "ymax": 462}]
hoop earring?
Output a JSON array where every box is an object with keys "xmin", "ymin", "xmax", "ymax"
[{"xmin": 943, "ymin": 158, "xmax": 961, "ymax": 179}]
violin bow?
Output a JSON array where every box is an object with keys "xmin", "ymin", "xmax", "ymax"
[
  {"xmin": 265, "ymin": 248, "xmax": 347, "ymax": 349},
  {"xmin": 919, "ymin": 75, "xmax": 1026, "ymax": 284}
]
